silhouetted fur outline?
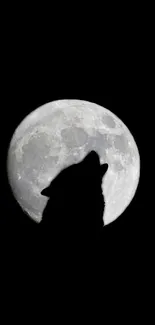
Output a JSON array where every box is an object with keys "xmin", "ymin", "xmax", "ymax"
[{"xmin": 41, "ymin": 150, "xmax": 108, "ymax": 249}]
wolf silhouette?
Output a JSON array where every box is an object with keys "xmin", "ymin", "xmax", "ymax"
[{"xmin": 41, "ymin": 150, "xmax": 108, "ymax": 250}]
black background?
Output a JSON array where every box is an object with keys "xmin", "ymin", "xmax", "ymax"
[
  {"xmin": 0, "ymin": 3, "xmax": 154, "ymax": 319},
  {"xmin": 0, "ymin": 29, "xmax": 148, "ymax": 292},
  {"xmin": 0, "ymin": 12, "xmax": 153, "ymax": 319}
]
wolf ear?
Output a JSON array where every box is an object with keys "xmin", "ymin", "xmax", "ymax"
[
  {"xmin": 83, "ymin": 150, "xmax": 100, "ymax": 165},
  {"xmin": 100, "ymin": 163, "xmax": 108, "ymax": 178}
]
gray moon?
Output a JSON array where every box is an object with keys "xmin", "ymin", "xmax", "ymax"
[{"xmin": 7, "ymin": 100, "xmax": 140, "ymax": 225}]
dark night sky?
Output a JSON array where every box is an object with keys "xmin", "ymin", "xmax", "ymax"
[
  {"xmin": 0, "ymin": 39, "xmax": 147, "ymax": 276},
  {"xmin": 0, "ymin": 8, "xmax": 153, "ymax": 317}
]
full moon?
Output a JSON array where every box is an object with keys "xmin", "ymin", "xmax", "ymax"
[{"xmin": 7, "ymin": 100, "xmax": 140, "ymax": 225}]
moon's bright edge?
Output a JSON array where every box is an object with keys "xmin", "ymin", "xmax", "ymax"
[{"xmin": 7, "ymin": 99, "xmax": 140, "ymax": 226}]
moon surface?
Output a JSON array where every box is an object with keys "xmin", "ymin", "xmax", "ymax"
[{"xmin": 7, "ymin": 100, "xmax": 140, "ymax": 225}]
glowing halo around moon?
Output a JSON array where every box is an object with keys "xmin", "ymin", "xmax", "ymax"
[{"xmin": 7, "ymin": 100, "xmax": 140, "ymax": 226}]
